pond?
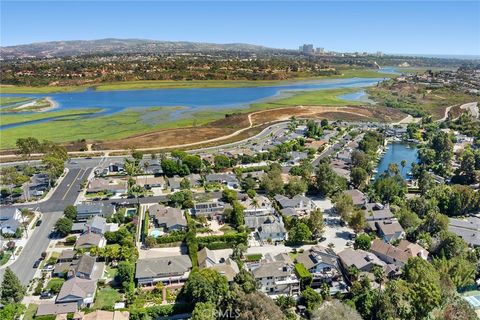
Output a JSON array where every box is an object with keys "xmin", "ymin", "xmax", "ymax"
[{"xmin": 375, "ymin": 142, "xmax": 419, "ymax": 179}]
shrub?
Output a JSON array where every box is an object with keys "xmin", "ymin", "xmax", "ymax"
[
  {"xmin": 46, "ymin": 278, "xmax": 64, "ymax": 294},
  {"xmin": 245, "ymin": 254, "xmax": 262, "ymax": 262},
  {"xmin": 65, "ymin": 236, "xmax": 77, "ymax": 245},
  {"xmin": 294, "ymin": 263, "xmax": 312, "ymax": 289}
]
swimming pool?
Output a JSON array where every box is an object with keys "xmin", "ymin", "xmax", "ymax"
[
  {"xmin": 149, "ymin": 229, "xmax": 163, "ymax": 238},
  {"xmin": 125, "ymin": 208, "xmax": 137, "ymax": 216}
]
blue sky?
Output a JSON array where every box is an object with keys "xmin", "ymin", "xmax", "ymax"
[{"xmin": 1, "ymin": 1, "xmax": 479, "ymax": 55}]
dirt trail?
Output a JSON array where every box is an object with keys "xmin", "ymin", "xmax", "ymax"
[{"xmin": 0, "ymin": 105, "xmax": 401, "ymax": 158}]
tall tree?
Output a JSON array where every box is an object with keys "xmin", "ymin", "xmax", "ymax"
[
  {"xmin": 1, "ymin": 267, "xmax": 25, "ymax": 304},
  {"xmin": 315, "ymin": 162, "xmax": 347, "ymax": 197},
  {"xmin": 183, "ymin": 268, "xmax": 229, "ymax": 304}
]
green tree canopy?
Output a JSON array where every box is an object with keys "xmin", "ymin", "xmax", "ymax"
[
  {"xmin": 1, "ymin": 267, "xmax": 25, "ymax": 304},
  {"xmin": 183, "ymin": 268, "xmax": 229, "ymax": 304}
]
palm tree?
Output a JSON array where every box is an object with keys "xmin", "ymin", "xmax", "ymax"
[
  {"xmin": 347, "ymin": 266, "xmax": 359, "ymax": 282},
  {"xmin": 143, "ymin": 161, "xmax": 149, "ymax": 186},
  {"xmin": 400, "ymin": 160, "xmax": 407, "ymax": 175},
  {"xmin": 372, "ymin": 265, "xmax": 386, "ymax": 289},
  {"xmin": 388, "ymin": 163, "xmax": 399, "ymax": 175},
  {"xmin": 232, "ymin": 243, "xmax": 247, "ymax": 260},
  {"xmin": 124, "ymin": 158, "xmax": 139, "ymax": 193},
  {"xmin": 320, "ymin": 282, "xmax": 330, "ymax": 300},
  {"xmin": 251, "ymin": 197, "xmax": 259, "ymax": 214}
]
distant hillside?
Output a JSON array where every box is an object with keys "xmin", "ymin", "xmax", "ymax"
[{"xmin": 0, "ymin": 38, "xmax": 282, "ymax": 59}]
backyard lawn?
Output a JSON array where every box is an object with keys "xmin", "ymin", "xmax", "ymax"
[
  {"xmin": 104, "ymin": 265, "xmax": 118, "ymax": 279},
  {"xmin": 23, "ymin": 304, "xmax": 38, "ymax": 320},
  {"xmin": 94, "ymin": 287, "xmax": 122, "ymax": 309}
]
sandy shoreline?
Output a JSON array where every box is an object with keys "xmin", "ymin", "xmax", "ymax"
[
  {"xmin": 13, "ymin": 96, "xmax": 59, "ymax": 112},
  {"xmin": 39, "ymin": 97, "xmax": 59, "ymax": 112}
]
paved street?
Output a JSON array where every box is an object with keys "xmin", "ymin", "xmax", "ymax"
[
  {"xmin": 0, "ymin": 163, "xmax": 98, "ymax": 284},
  {"xmin": 0, "ymin": 119, "xmax": 347, "ymax": 285}
]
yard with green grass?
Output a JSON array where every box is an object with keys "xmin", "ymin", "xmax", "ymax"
[
  {"xmin": 45, "ymin": 278, "xmax": 65, "ymax": 293},
  {"xmin": 104, "ymin": 265, "xmax": 118, "ymax": 279},
  {"xmin": 23, "ymin": 304, "xmax": 38, "ymax": 320},
  {"xmin": 94, "ymin": 287, "xmax": 122, "ymax": 309},
  {"xmin": 0, "ymin": 251, "xmax": 13, "ymax": 266}
]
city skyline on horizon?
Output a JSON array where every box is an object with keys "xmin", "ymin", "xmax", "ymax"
[{"xmin": 1, "ymin": 1, "xmax": 479, "ymax": 56}]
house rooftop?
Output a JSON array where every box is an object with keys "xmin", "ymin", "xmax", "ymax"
[
  {"xmin": 135, "ymin": 255, "xmax": 192, "ymax": 279},
  {"xmin": 370, "ymin": 239, "xmax": 410, "ymax": 264},
  {"xmin": 59, "ymin": 249, "xmax": 76, "ymax": 261},
  {"xmin": 252, "ymin": 261, "xmax": 294, "ymax": 278},
  {"xmin": 337, "ymin": 248, "xmax": 385, "ymax": 270},
  {"xmin": 376, "ymin": 220, "xmax": 404, "ymax": 236},
  {"xmin": 56, "ymin": 277, "xmax": 96, "ymax": 302},
  {"xmin": 344, "ymin": 189, "xmax": 367, "ymax": 206},
  {"xmin": 36, "ymin": 303, "xmax": 78, "ymax": 316},
  {"xmin": 76, "ymin": 233, "xmax": 105, "ymax": 248},
  {"xmin": 149, "ymin": 204, "xmax": 187, "ymax": 229}
]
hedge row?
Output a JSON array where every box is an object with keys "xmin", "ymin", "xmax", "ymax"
[
  {"xmin": 200, "ymin": 241, "xmax": 233, "ymax": 250},
  {"xmin": 155, "ymin": 233, "xmax": 186, "ymax": 244},
  {"xmin": 197, "ymin": 232, "xmax": 248, "ymax": 245},
  {"xmin": 129, "ymin": 303, "xmax": 193, "ymax": 320},
  {"xmin": 294, "ymin": 263, "xmax": 313, "ymax": 289}
]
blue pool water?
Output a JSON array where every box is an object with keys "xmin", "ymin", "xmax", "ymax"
[
  {"xmin": 125, "ymin": 208, "xmax": 137, "ymax": 216},
  {"xmin": 149, "ymin": 229, "xmax": 162, "ymax": 238},
  {"xmin": 375, "ymin": 142, "xmax": 418, "ymax": 179}
]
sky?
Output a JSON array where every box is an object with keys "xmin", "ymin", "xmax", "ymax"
[{"xmin": 1, "ymin": 1, "xmax": 479, "ymax": 56}]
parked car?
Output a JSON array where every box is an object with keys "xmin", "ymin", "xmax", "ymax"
[
  {"xmin": 36, "ymin": 219, "xmax": 42, "ymax": 226},
  {"xmin": 40, "ymin": 291, "xmax": 53, "ymax": 299},
  {"xmin": 33, "ymin": 260, "xmax": 41, "ymax": 268},
  {"xmin": 44, "ymin": 264, "xmax": 54, "ymax": 271}
]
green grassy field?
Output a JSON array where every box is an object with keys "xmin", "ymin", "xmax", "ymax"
[
  {"xmin": 0, "ymin": 68, "xmax": 395, "ymax": 93},
  {"xmin": 0, "ymin": 108, "xmax": 101, "ymax": 126},
  {"xmin": 0, "ymin": 85, "xmax": 86, "ymax": 94},
  {"xmin": 0, "ymin": 88, "xmax": 364, "ymax": 149},
  {"xmin": 250, "ymin": 87, "xmax": 365, "ymax": 110},
  {"xmin": 0, "ymin": 96, "xmax": 32, "ymax": 106}
]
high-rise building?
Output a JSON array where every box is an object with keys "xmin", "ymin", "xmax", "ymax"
[
  {"xmin": 299, "ymin": 44, "xmax": 314, "ymax": 54},
  {"xmin": 315, "ymin": 47, "xmax": 325, "ymax": 54}
]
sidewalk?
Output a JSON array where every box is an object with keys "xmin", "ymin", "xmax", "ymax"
[
  {"xmin": 10, "ymin": 168, "xmax": 70, "ymax": 207},
  {"xmin": 0, "ymin": 211, "xmax": 42, "ymax": 269}
]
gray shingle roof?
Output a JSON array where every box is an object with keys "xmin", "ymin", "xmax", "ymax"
[
  {"xmin": 36, "ymin": 303, "xmax": 77, "ymax": 316},
  {"xmin": 56, "ymin": 277, "xmax": 96, "ymax": 302},
  {"xmin": 252, "ymin": 261, "xmax": 293, "ymax": 278},
  {"xmin": 75, "ymin": 255, "xmax": 96, "ymax": 275},
  {"xmin": 149, "ymin": 204, "xmax": 186, "ymax": 229},
  {"xmin": 135, "ymin": 255, "xmax": 192, "ymax": 279}
]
